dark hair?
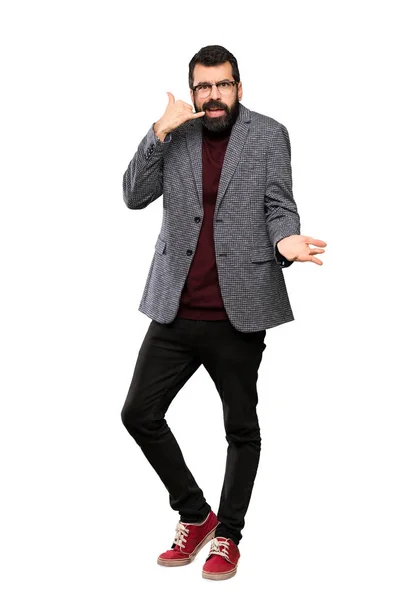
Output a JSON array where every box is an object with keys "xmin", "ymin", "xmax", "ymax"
[{"xmin": 188, "ymin": 45, "xmax": 240, "ymax": 89}]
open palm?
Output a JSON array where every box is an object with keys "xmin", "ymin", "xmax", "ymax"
[{"xmin": 277, "ymin": 235, "xmax": 327, "ymax": 265}]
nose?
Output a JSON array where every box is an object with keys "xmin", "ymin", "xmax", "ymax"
[{"xmin": 210, "ymin": 84, "xmax": 221, "ymax": 99}]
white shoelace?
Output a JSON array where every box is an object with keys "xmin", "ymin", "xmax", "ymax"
[
  {"xmin": 209, "ymin": 537, "xmax": 230, "ymax": 559},
  {"xmin": 173, "ymin": 522, "xmax": 190, "ymax": 550}
]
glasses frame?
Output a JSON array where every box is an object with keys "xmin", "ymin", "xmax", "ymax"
[{"xmin": 191, "ymin": 80, "xmax": 238, "ymax": 97}]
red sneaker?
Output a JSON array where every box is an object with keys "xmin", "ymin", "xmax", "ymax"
[
  {"xmin": 202, "ymin": 536, "xmax": 240, "ymax": 580},
  {"xmin": 157, "ymin": 510, "xmax": 219, "ymax": 567}
]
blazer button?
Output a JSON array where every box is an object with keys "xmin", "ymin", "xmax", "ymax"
[
  {"xmin": 186, "ymin": 249, "xmax": 192, "ymax": 256},
  {"xmin": 194, "ymin": 217, "xmax": 201, "ymax": 223}
]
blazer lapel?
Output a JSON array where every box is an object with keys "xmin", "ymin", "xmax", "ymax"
[
  {"xmin": 215, "ymin": 104, "xmax": 251, "ymax": 214},
  {"xmin": 186, "ymin": 103, "xmax": 252, "ymax": 213}
]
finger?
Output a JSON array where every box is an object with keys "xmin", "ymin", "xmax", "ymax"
[
  {"xmin": 306, "ymin": 237, "xmax": 327, "ymax": 247},
  {"xmin": 310, "ymin": 255, "xmax": 323, "ymax": 265},
  {"xmin": 167, "ymin": 92, "xmax": 175, "ymax": 104},
  {"xmin": 190, "ymin": 111, "xmax": 205, "ymax": 119}
]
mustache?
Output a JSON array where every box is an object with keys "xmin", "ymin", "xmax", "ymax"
[{"xmin": 203, "ymin": 102, "xmax": 227, "ymax": 111}]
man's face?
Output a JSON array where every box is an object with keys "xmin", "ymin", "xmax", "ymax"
[{"xmin": 190, "ymin": 61, "xmax": 243, "ymax": 133}]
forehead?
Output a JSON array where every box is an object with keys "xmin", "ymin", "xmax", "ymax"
[{"xmin": 192, "ymin": 61, "xmax": 234, "ymax": 84}]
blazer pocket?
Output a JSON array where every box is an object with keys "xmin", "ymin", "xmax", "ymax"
[
  {"xmin": 250, "ymin": 245, "xmax": 275, "ymax": 263},
  {"xmin": 154, "ymin": 235, "xmax": 166, "ymax": 255}
]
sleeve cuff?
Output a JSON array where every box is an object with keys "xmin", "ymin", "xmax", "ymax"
[
  {"xmin": 275, "ymin": 243, "xmax": 294, "ymax": 268},
  {"xmin": 143, "ymin": 124, "xmax": 172, "ymax": 160}
]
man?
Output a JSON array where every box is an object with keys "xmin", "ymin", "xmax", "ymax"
[{"xmin": 121, "ymin": 45, "xmax": 327, "ymax": 581}]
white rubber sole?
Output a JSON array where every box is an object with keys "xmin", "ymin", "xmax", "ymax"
[{"xmin": 202, "ymin": 560, "xmax": 239, "ymax": 580}]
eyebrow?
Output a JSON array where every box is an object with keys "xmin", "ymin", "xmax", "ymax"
[{"xmin": 194, "ymin": 78, "xmax": 232, "ymax": 86}]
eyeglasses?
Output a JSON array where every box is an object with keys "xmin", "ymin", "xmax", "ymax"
[{"xmin": 191, "ymin": 80, "xmax": 238, "ymax": 98}]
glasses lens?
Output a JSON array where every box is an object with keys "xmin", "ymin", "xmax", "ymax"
[
  {"xmin": 219, "ymin": 83, "xmax": 235, "ymax": 95},
  {"xmin": 197, "ymin": 86, "xmax": 211, "ymax": 98}
]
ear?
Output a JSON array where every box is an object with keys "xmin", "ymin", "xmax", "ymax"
[{"xmin": 238, "ymin": 82, "xmax": 243, "ymax": 101}]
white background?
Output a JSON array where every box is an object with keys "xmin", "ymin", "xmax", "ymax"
[{"xmin": 1, "ymin": 0, "xmax": 399, "ymax": 598}]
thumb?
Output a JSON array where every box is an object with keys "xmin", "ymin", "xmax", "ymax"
[{"xmin": 166, "ymin": 91, "xmax": 175, "ymax": 105}]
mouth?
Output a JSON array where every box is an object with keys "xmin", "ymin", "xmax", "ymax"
[{"xmin": 205, "ymin": 108, "xmax": 226, "ymax": 117}]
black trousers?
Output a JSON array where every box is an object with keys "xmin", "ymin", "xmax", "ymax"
[{"xmin": 121, "ymin": 317, "xmax": 266, "ymax": 545}]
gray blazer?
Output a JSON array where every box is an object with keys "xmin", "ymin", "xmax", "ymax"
[{"xmin": 123, "ymin": 102, "xmax": 301, "ymax": 332}]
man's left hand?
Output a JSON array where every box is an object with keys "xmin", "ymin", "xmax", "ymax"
[{"xmin": 277, "ymin": 235, "xmax": 327, "ymax": 265}]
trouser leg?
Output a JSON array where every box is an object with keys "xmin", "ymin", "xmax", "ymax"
[
  {"xmin": 200, "ymin": 322, "xmax": 266, "ymax": 545},
  {"xmin": 121, "ymin": 319, "xmax": 211, "ymax": 523}
]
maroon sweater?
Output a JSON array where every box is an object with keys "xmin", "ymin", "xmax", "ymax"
[{"xmin": 176, "ymin": 124, "xmax": 233, "ymax": 320}]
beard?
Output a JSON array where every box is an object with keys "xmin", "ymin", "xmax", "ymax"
[{"xmin": 195, "ymin": 92, "xmax": 240, "ymax": 133}]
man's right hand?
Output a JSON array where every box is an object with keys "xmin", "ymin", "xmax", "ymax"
[{"xmin": 153, "ymin": 92, "xmax": 205, "ymax": 141}]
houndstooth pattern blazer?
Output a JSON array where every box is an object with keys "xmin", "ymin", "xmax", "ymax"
[{"xmin": 122, "ymin": 102, "xmax": 301, "ymax": 332}]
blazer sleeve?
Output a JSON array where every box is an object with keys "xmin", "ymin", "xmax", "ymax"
[
  {"xmin": 122, "ymin": 124, "xmax": 172, "ymax": 209},
  {"xmin": 264, "ymin": 123, "xmax": 301, "ymax": 268}
]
